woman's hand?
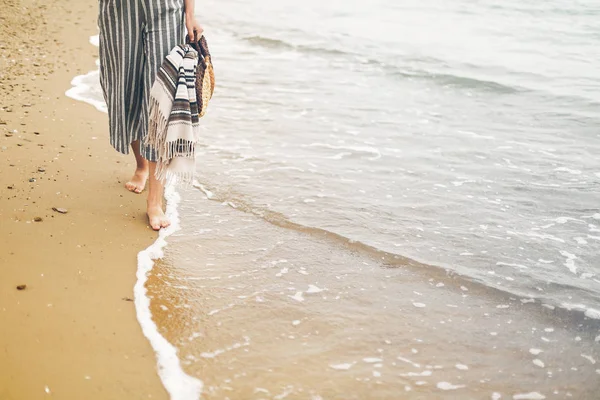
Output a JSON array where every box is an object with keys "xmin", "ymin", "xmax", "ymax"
[{"xmin": 185, "ymin": 15, "xmax": 204, "ymax": 43}]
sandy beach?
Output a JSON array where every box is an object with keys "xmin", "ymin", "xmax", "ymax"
[
  {"xmin": 3, "ymin": 0, "xmax": 600, "ymax": 398},
  {"xmin": 0, "ymin": 0, "xmax": 167, "ymax": 398}
]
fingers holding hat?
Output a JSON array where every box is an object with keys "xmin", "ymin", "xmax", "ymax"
[{"xmin": 185, "ymin": 17, "xmax": 204, "ymax": 43}]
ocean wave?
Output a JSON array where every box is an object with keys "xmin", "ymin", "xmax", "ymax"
[
  {"xmin": 192, "ymin": 180, "xmax": 600, "ymax": 329},
  {"xmin": 243, "ymin": 35, "xmax": 348, "ymax": 57},
  {"xmin": 398, "ymin": 69, "xmax": 522, "ymax": 94},
  {"xmin": 241, "ymin": 34, "xmax": 523, "ymax": 94},
  {"xmin": 243, "ymin": 35, "xmax": 295, "ymax": 50},
  {"xmin": 301, "ymin": 142, "xmax": 382, "ymax": 160},
  {"xmin": 238, "ymin": 31, "xmax": 600, "ymax": 107}
]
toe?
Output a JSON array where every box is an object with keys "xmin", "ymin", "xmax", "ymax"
[
  {"xmin": 126, "ymin": 182, "xmax": 143, "ymax": 193},
  {"xmin": 147, "ymin": 207, "xmax": 169, "ymax": 231}
]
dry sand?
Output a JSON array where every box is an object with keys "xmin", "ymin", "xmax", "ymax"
[{"xmin": 0, "ymin": 0, "xmax": 168, "ymax": 398}]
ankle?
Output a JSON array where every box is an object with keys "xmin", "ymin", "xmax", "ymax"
[
  {"xmin": 147, "ymin": 197, "xmax": 163, "ymax": 209},
  {"xmin": 136, "ymin": 163, "xmax": 149, "ymax": 173}
]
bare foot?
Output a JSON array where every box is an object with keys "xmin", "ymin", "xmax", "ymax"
[
  {"xmin": 125, "ymin": 167, "xmax": 148, "ymax": 194},
  {"xmin": 147, "ymin": 204, "xmax": 170, "ymax": 231}
]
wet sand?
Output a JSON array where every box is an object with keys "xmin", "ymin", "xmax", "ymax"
[
  {"xmin": 0, "ymin": 0, "xmax": 167, "ymax": 398},
  {"xmin": 146, "ymin": 190, "xmax": 600, "ymax": 400}
]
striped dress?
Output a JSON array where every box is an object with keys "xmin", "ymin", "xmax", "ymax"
[{"xmin": 98, "ymin": 0, "xmax": 186, "ymax": 161}]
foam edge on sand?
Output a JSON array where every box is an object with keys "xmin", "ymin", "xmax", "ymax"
[{"xmin": 136, "ymin": 185, "xmax": 204, "ymax": 400}]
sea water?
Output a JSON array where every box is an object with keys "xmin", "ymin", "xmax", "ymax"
[{"xmin": 68, "ymin": 0, "xmax": 600, "ymax": 398}]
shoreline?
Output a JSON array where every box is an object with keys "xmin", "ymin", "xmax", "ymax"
[
  {"xmin": 2, "ymin": 0, "xmax": 600, "ymax": 398},
  {"xmin": 0, "ymin": 0, "xmax": 167, "ymax": 398}
]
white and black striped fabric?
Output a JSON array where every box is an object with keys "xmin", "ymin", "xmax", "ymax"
[
  {"xmin": 145, "ymin": 44, "xmax": 200, "ymax": 184},
  {"xmin": 98, "ymin": 0, "xmax": 186, "ymax": 161}
]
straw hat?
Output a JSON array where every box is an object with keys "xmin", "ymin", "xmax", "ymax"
[{"xmin": 187, "ymin": 35, "xmax": 215, "ymax": 117}]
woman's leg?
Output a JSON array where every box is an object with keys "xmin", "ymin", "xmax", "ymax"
[
  {"xmin": 98, "ymin": 0, "xmax": 148, "ymax": 175},
  {"xmin": 141, "ymin": 0, "xmax": 186, "ymax": 230},
  {"xmin": 125, "ymin": 140, "xmax": 149, "ymax": 193},
  {"xmin": 146, "ymin": 162, "xmax": 170, "ymax": 230}
]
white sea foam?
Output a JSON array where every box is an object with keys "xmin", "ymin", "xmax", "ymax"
[
  {"xmin": 559, "ymin": 250, "xmax": 577, "ymax": 274},
  {"xmin": 496, "ymin": 262, "xmax": 529, "ymax": 270},
  {"xmin": 306, "ymin": 284, "xmax": 324, "ymax": 293},
  {"xmin": 560, "ymin": 302, "xmax": 600, "ymax": 319},
  {"xmin": 456, "ymin": 130, "xmax": 494, "ymax": 140},
  {"xmin": 397, "ymin": 356, "xmax": 421, "ymax": 368},
  {"xmin": 65, "ymin": 36, "xmax": 107, "ymax": 113},
  {"xmin": 581, "ymin": 354, "xmax": 596, "ymax": 364},
  {"xmin": 302, "ymin": 142, "xmax": 382, "ymax": 160},
  {"xmin": 329, "ymin": 363, "xmax": 355, "ymax": 370},
  {"xmin": 136, "ymin": 186, "xmax": 203, "ymax": 400},
  {"xmin": 65, "ymin": 68, "xmax": 107, "ymax": 113},
  {"xmin": 193, "ymin": 181, "xmax": 215, "ymax": 199},
  {"xmin": 554, "ymin": 167, "xmax": 582, "ymax": 175},
  {"xmin": 437, "ymin": 382, "xmax": 466, "ymax": 390},
  {"xmin": 200, "ymin": 337, "xmax": 251, "ymax": 359},
  {"xmin": 513, "ymin": 392, "xmax": 545, "ymax": 400},
  {"xmin": 400, "ymin": 370, "xmax": 432, "ymax": 377},
  {"xmin": 289, "ymin": 291, "xmax": 305, "ymax": 302},
  {"xmin": 532, "ymin": 359, "xmax": 545, "ymax": 368}
]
